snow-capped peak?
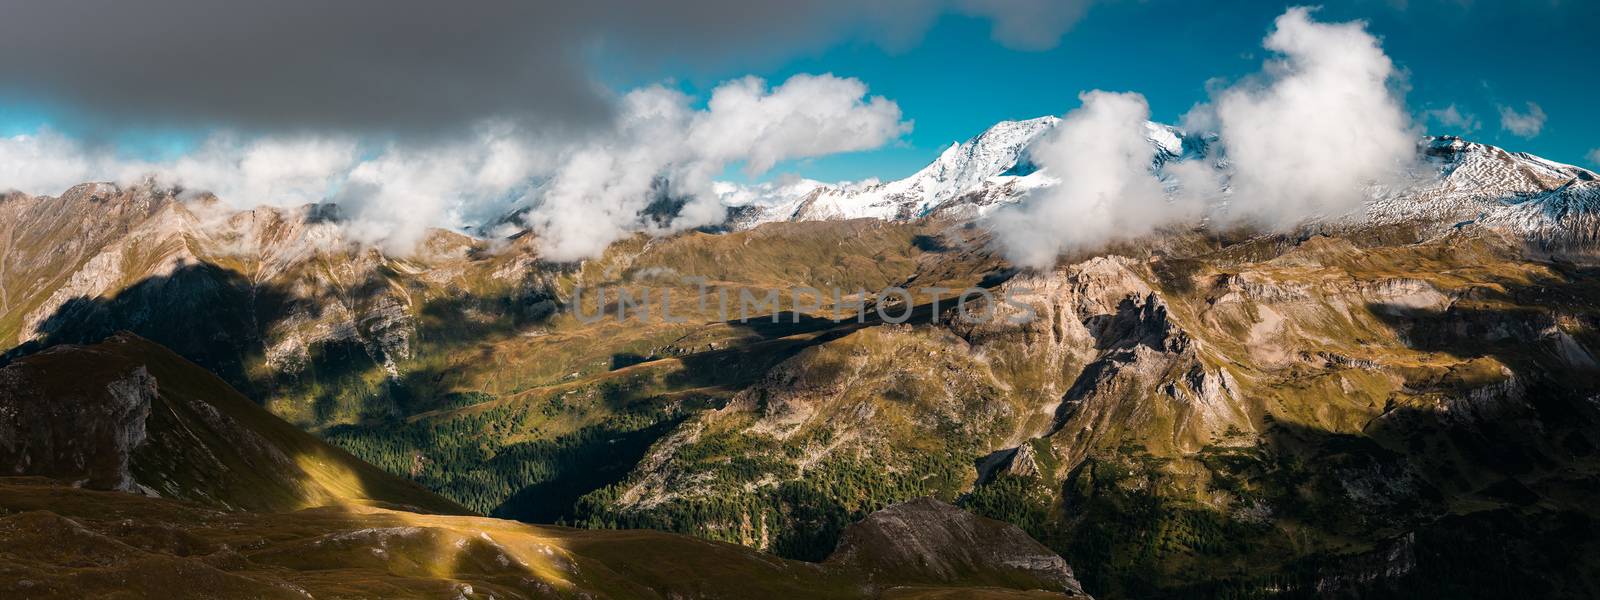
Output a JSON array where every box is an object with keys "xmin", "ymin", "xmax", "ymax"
[
  {"xmin": 1362, "ymin": 135, "xmax": 1600, "ymax": 247},
  {"xmin": 1144, "ymin": 122, "xmax": 1185, "ymax": 157},
  {"xmin": 722, "ymin": 115, "xmax": 1210, "ymax": 227},
  {"xmin": 896, "ymin": 115, "xmax": 1061, "ymax": 206},
  {"xmin": 724, "ymin": 116, "xmax": 1064, "ymax": 226}
]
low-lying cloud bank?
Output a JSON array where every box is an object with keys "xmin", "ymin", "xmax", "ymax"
[
  {"xmin": 990, "ymin": 7, "xmax": 1420, "ymax": 269},
  {"xmin": 0, "ymin": 74, "xmax": 909, "ymax": 258}
]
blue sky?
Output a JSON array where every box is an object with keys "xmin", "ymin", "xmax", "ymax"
[
  {"xmin": 2, "ymin": 1, "xmax": 1595, "ymax": 187},
  {"xmin": 614, "ymin": 1, "xmax": 1598, "ymax": 183}
]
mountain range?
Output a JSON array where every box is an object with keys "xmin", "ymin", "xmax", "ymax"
[
  {"xmin": 2, "ymin": 115, "xmax": 1599, "ymax": 598},
  {"xmin": 727, "ymin": 116, "xmax": 1600, "ymax": 252}
]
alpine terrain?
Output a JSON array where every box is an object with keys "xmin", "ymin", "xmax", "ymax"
[{"xmin": 3, "ymin": 115, "xmax": 1599, "ymax": 598}]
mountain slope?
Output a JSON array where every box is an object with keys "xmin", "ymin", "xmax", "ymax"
[
  {"xmin": 1366, "ymin": 136, "xmax": 1600, "ymax": 249},
  {"xmin": 572, "ymin": 224, "xmax": 1600, "ymax": 596},
  {"xmin": 0, "ymin": 183, "xmax": 979, "ymax": 520},
  {"xmin": 0, "ymin": 182, "xmax": 563, "ymax": 427},
  {"xmin": 0, "ymin": 332, "xmax": 464, "ymax": 513},
  {"xmin": 0, "ymin": 334, "xmax": 1090, "ymax": 599},
  {"xmin": 0, "ymin": 480, "xmax": 1088, "ymax": 599}
]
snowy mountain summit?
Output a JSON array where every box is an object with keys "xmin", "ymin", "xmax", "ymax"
[
  {"xmin": 727, "ymin": 115, "xmax": 1200, "ymax": 227},
  {"xmin": 1366, "ymin": 136, "xmax": 1600, "ymax": 248},
  {"xmin": 726, "ymin": 116, "xmax": 1061, "ymax": 226}
]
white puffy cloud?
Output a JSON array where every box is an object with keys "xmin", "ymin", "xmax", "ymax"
[
  {"xmin": 1498, "ymin": 102, "xmax": 1547, "ymax": 138},
  {"xmin": 1587, "ymin": 148, "xmax": 1600, "ymax": 169},
  {"xmin": 523, "ymin": 86, "xmax": 696, "ymax": 262},
  {"xmin": 988, "ymin": 7, "xmax": 1419, "ymax": 269},
  {"xmin": 1423, "ymin": 104, "xmax": 1482, "ymax": 134},
  {"xmin": 989, "ymin": 91, "xmax": 1191, "ymax": 269},
  {"xmin": 1198, "ymin": 6, "xmax": 1418, "ymax": 228},
  {"xmin": 525, "ymin": 73, "xmax": 909, "ymax": 261},
  {"xmin": 7, "ymin": 7, "xmax": 1432, "ymax": 270},
  {"xmin": 332, "ymin": 128, "xmax": 555, "ymax": 253},
  {"xmin": 689, "ymin": 75, "xmax": 909, "ymax": 175}
]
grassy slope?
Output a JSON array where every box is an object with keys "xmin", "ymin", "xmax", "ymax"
[{"xmin": 0, "ymin": 478, "xmax": 1071, "ymax": 599}]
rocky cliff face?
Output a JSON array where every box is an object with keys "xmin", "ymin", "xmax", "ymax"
[
  {"xmin": 0, "ymin": 361, "xmax": 154, "ymax": 492},
  {"xmin": 826, "ymin": 497, "xmax": 1089, "ymax": 597}
]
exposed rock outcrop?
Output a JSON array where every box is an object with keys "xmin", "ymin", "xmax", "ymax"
[
  {"xmin": 0, "ymin": 361, "xmax": 155, "ymax": 492},
  {"xmin": 827, "ymin": 497, "xmax": 1091, "ymax": 598}
]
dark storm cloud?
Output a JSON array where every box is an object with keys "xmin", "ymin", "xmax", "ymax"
[{"xmin": 0, "ymin": 1, "xmax": 1092, "ymax": 136}]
